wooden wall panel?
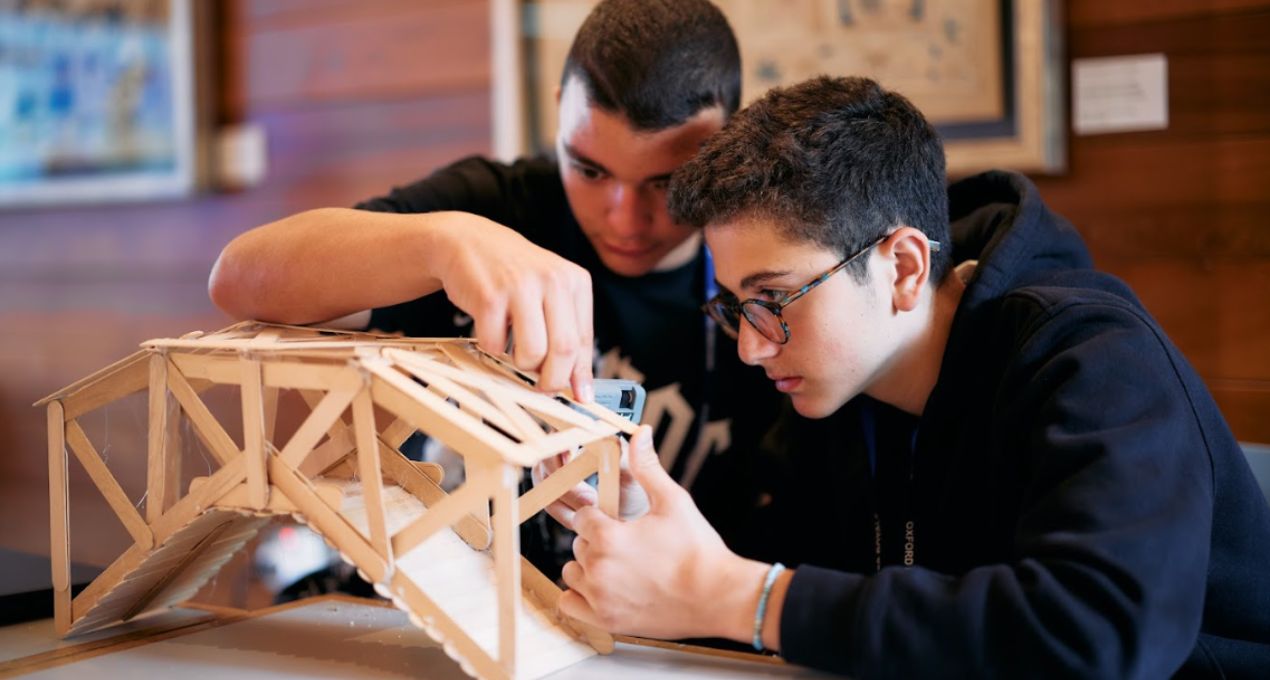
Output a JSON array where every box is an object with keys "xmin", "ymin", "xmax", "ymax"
[
  {"xmin": 1067, "ymin": 0, "xmax": 1270, "ymax": 27},
  {"xmin": 242, "ymin": 1, "xmax": 489, "ymax": 108},
  {"xmin": 1033, "ymin": 0, "xmax": 1270, "ymax": 444}
]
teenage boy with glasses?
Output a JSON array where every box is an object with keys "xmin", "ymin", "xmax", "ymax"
[{"xmin": 557, "ymin": 76, "xmax": 1270, "ymax": 678}]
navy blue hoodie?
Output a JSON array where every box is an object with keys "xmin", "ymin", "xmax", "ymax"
[{"xmin": 776, "ymin": 171, "xmax": 1270, "ymax": 678}]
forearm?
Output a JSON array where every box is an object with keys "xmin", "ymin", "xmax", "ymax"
[{"xmin": 209, "ymin": 207, "xmax": 459, "ymax": 324}]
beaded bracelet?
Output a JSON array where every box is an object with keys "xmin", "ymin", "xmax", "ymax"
[{"xmin": 753, "ymin": 562, "xmax": 786, "ymax": 651}]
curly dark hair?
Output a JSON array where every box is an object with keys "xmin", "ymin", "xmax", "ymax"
[
  {"xmin": 562, "ymin": 0, "xmax": 741, "ymax": 131},
  {"xmin": 669, "ymin": 76, "xmax": 950, "ymax": 284}
]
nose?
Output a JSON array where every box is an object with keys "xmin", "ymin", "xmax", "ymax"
[
  {"xmin": 736, "ymin": 320, "xmax": 780, "ymax": 366},
  {"xmin": 606, "ymin": 183, "xmax": 652, "ymax": 239}
]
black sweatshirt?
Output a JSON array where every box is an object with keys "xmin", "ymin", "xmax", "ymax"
[{"xmin": 777, "ymin": 171, "xmax": 1270, "ymax": 679}]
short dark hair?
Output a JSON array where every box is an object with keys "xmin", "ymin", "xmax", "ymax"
[
  {"xmin": 670, "ymin": 76, "xmax": 951, "ymax": 284},
  {"xmin": 562, "ymin": 0, "xmax": 741, "ymax": 131}
]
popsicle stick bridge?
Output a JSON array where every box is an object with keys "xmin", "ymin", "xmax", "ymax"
[{"xmin": 36, "ymin": 322, "xmax": 638, "ymax": 680}]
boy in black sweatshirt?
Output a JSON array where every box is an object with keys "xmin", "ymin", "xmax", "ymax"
[{"xmin": 554, "ymin": 76, "xmax": 1270, "ymax": 678}]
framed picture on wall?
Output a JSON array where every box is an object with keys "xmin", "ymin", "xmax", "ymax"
[
  {"xmin": 492, "ymin": 0, "xmax": 1065, "ymax": 176},
  {"xmin": 0, "ymin": 0, "xmax": 207, "ymax": 208}
]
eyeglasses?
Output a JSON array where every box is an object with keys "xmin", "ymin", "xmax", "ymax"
[{"xmin": 703, "ymin": 234, "xmax": 942, "ymax": 344}]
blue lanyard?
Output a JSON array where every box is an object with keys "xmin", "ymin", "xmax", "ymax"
[
  {"xmin": 860, "ymin": 399, "xmax": 919, "ymax": 570},
  {"xmin": 703, "ymin": 246, "xmax": 718, "ymax": 375}
]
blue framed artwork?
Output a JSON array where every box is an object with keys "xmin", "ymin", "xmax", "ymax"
[{"xmin": 0, "ymin": 0, "xmax": 200, "ymax": 208}]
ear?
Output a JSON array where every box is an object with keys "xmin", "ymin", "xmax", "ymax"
[
  {"xmin": 554, "ymin": 84, "xmax": 562, "ymax": 106},
  {"xmin": 884, "ymin": 227, "xmax": 932, "ymax": 313}
]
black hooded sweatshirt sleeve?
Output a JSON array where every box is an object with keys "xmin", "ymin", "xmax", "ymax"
[{"xmin": 778, "ymin": 172, "xmax": 1270, "ymax": 679}]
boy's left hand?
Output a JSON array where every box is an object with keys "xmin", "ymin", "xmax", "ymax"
[{"xmin": 557, "ymin": 425, "xmax": 767, "ymax": 641}]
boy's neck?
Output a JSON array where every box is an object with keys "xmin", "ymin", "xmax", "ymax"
[
  {"xmin": 870, "ymin": 271, "xmax": 967, "ymax": 416},
  {"xmin": 652, "ymin": 231, "xmax": 703, "ymax": 272}
]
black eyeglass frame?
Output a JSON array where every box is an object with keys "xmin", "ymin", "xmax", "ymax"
[{"xmin": 703, "ymin": 233, "xmax": 943, "ymax": 345}]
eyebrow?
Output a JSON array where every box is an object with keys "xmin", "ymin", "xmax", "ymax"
[
  {"xmin": 563, "ymin": 144, "xmax": 674, "ymax": 184},
  {"xmin": 738, "ymin": 269, "xmax": 796, "ymax": 292}
]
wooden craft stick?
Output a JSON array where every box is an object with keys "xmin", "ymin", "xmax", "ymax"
[
  {"xmin": 60, "ymin": 354, "xmax": 150, "ymax": 420},
  {"xmin": 615, "ymin": 635, "xmax": 786, "ymax": 665},
  {"xmin": 263, "ymin": 361, "xmax": 359, "ymax": 391},
  {"xmin": 146, "ymin": 338, "xmax": 457, "ymax": 352},
  {"xmin": 486, "ymin": 390, "xmax": 547, "ymax": 443},
  {"xmin": 490, "ymin": 461, "xmax": 521, "ymax": 675},
  {"xmin": 262, "ymin": 386, "xmax": 280, "ymax": 443},
  {"xmin": 400, "ymin": 346, "xmax": 530, "ymax": 396},
  {"xmin": 151, "ymin": 456, "xmax": 245, "ymax": 546},
  {"xmin": 395, "ymin": 359, "xmax": 522, "ymax": 437},
  {"xmin": 163, "ymin": 389, "xmax": 182, "ymax": 510},
  {"xmin": 388, "ymin": 572, "xmax": 508, "ymax": 680},
  {"xmin": 471, "ymin": 346, "xmax": 542, "ymax": 387},
  {"xmin": 239, "ymin": 358, "xmax": 269, "ymax": 509},
  {"xmin": 512, "ymin": 389, "xmax": 615, "ymax": 434},
  {"xmin": 210, "ymin": 481, "xmax": 342, "ymax": 512},
  {"xmin": 146, "ymin": 354, "xmax": 179, "ymax": 522},
  {"xmin": 331, "ymin": 459, "xmax": 364, "ymax": 479},
  {"xmin": 65, "ymin": 420, "xmax": 154, "ymax": 550},
  {"xmin": 379, "ymin": 449, "xmax": 491, "ymax": 550},
  {"xmin": 297, "ymin": 429, "xmax": 355, "ymax": 477},
  {"xmin": 519, "ymin": 556, "xmax": 614, "ymax": 653},
  {"xmin": 390, "ymin": 474, "xmax": 493, "ymax": 558},
  {"xmin": 507, "ymin": 449, "xmax": 598, "ymax": 525},
  {"xmin": 412, "ymin": 460, "xmax": 444, "ymax": 485},
  {"xmin": 278, "ymin": 383, "xmax": 359, "ymax": 467},
  {"xmin": 352, "ymin": 387, "xmax": 392, "ymax": 564},
  {"xmin": 169, "ymin": 353, "xmax": 238, "ymax": 384},
  {"xmin": 70, "ymin": 544, "xmax": 147, "ymax": 624},
  {"xmin": 120, "ymin": 519, "xmax": 235, "ymax": 623},
  {"xmin": 366, "ymin": 361, "xmax": 522, "ymax": 466},
  {"xmin": 593, "ymin": 438, "xmax": 621, "ymax": 519},
  {"xmin": 249, "ymin": 327, "xmax": 283, "ymax": 346},
  {"xmin": 525, "ymin": 427, "xmax": 615, "ymax": 464},
  {"xmin": 268, "ymin": 457, "xmax": 387, "ymax": 584},
  {"xmin": 397, "ymin": 347, "xmax": 617, "ymax": 437},
  {"xmin": 569, "ymin": 399, "xmax": 642, "ymax": 436},
  {"xmin": 380, "ymin": 417, "xmax": 417, "ymax": 449},
  {"xmin": 35, "ymin": 350, "xmax": 145, "ymax": 407},
  {"xmin": 294, "ymin": 387, "xmax": 412, "ymax": 485},
  {"xmin": 166, "ymin": 359, "xmax": 238, "ymax": 465},
  {"xmin": 47, "ymin": 401, "xmax": 71, "ymax": 635}
]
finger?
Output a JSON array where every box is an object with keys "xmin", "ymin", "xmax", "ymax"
[
  {"xmin": 531, "ymin": 454, "xmax": 570, "ymax": 483},
  {"xmin": 533, "ymin": 458, "xmax": 596, "ymax": 511},
  {"xmin": 572, "ymin": 535, "xmax": 590, "ymax": 565},
  {"xmin": 509, "ymin": 288, "xmax": 548, "ymax": 372},
  {"xmin": 558, "ymin": 589, "xmax": 603, "ymax": 629},
  {"xmin": 560, "ymin": 560, "xmax": 591, "ymax": 600},
  {"xmin": 626, "ymin": 425, "xmax": 679, "ymax": 508},
  {"xmin": 545, "ymin": 500, "xmax": 577, "ymax": 530},
  {"xmin": 471, "ymin": 298, "xmax": 509, "ymax": 357},
  {"xmin": 570, "ymin": 273, "xmax": 595, "ymax": 403},
  {"xmin": 559, "ymin": 481, "xmax": 598, "ymax": 510},
  {"xmin": 531, "ymin": 460, "xmax": 548, "ymax": 486},
  {"xmin": 538, "ymin": 285, "xmax": 578, "ymax": 393},
  {"xmin": 540, "ymin": 484, "xmax": 597, "ymax": 528},
  {"xmin": 546, "ymin": 450, "xmax": 570, "ymax": 473},
  {"xmin": 572, "ymin": 505, "xmax": 612, "ymax": 538}
]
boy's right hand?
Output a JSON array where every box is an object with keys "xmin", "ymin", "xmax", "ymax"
[
  {"xmin": 532, "ymin": 433, "xmax": 653, "ymax": 528},
  {"xmin": 432, "ymin": 213, "xmax": 595, "ymax": 401}
]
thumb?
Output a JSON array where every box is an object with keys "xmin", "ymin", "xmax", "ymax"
[{"xmin": 626, "ymin": 425, "xmax": 678, "ymax": 506}]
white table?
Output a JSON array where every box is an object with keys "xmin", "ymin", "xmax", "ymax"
[{"xmin": 0, "ymin": 595, "xmax": 837, "ymax": 679}]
